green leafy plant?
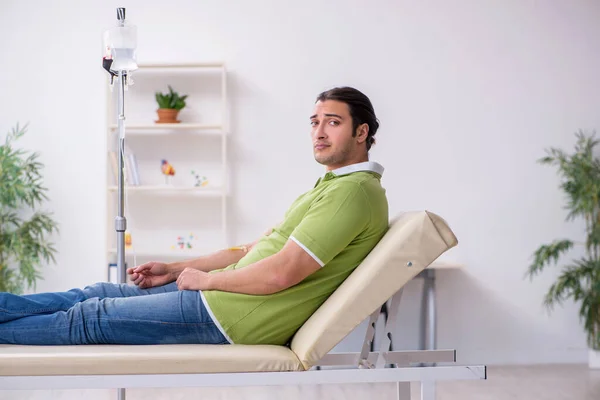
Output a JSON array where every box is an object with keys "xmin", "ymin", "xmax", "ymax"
[
  {"xmin": 155, "ymin": 85, "xmax": 188, "ymax": 110},
  {"xmin": 0, "ymin": 123, "xmax": 59, "ymax": 294},
  {"xmin": 526, "ymin": 130, "xmax": 600, "ymax": 351}
]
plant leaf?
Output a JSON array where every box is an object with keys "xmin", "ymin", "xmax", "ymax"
[
  {"xmin": 0, "ymin": 124, "xmax": 59, "ymax": 293},
  {"xmin": 526, "ymin": 239, "xmax": 574, "ymax": 280}
]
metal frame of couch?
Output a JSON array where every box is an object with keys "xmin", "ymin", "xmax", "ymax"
[{"xmin": 0, "ymin": 211, "xmax": 487, "ymax": 400}]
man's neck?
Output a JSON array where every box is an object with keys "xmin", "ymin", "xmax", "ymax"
[{"xmin": 325, "ymin": 156, "xmax": 369, "ymax": 172}]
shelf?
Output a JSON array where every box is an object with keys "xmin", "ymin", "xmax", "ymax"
[
  {"xmin": 108, "ymin": 186, "xmax": 224, "ymax": 196},
  {"xmin": 135, "ymin": 62, "xmax": 225, "ymax": 72},
  {"xmin": 109, "ymin": 123, "xmax": 225, "ymax": 135},
  {"xmin": 107, "ymin": 248, "xmax": 208, "ymax": 260}
]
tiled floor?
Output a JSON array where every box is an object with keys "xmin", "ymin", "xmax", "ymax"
[{"xmin": 1, "ymin": 364, "xmax": 598, "ymax": 399}]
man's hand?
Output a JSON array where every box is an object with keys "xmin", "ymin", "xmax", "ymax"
[
  {"xmin": 176, "ymin": 267, "xmax": 211, "ymax": 291},
  {"xmin": 127, "ymin": 262, "xmax": 174, "ymax": 289}
]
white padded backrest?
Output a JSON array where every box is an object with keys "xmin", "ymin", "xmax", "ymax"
[{"xmin": 290, "ymin": 210, "xmax": 458, "ymax": 370}]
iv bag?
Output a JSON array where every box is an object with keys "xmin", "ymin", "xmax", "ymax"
[{"xmin": 104, "ymin": 20, "xmax": 138, "ymax": 73}]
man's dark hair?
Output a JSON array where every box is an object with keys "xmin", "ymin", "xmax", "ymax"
[{"xmin": 316, "ymin": 86, "xmax": 380, "ymax": 151}]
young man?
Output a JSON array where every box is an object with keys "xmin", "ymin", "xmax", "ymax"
[{"xmin": 0, "ymin": 86, "xmax": 389, "ymax": 346}]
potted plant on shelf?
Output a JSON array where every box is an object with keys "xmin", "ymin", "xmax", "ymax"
[
  {"xmin": 155, "ymin": 85, "xmax": 188, "ymax": 124},
  {"xmin": 0, "ymin": 123, "xmax": 59, "ymax": 294},
  {"xmin": 526, "ymin": 130, "xmax": 600, "ymax": 368}
]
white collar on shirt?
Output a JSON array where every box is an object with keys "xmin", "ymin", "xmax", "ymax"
[{"xmin": 323, "ymin": 161, "xmax": 385, "ymax": 178}]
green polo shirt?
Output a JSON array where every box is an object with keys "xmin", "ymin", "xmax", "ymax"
[{"xmin": 201, "ymin": 161, "xmax": 389, "ymax": 346}]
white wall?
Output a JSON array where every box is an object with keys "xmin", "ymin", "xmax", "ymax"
[{"xmin": 1, "ymin": 0, "xmax": 600, "ymax": 369}]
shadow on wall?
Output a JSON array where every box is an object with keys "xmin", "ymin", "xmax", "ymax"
[
  {"xmin": 435, "ymin": 269, "xmax": 587, "ymax": 365},
  {"xmin": 224, "ymin": 71, "xmax": 302, "ymax": 244}
]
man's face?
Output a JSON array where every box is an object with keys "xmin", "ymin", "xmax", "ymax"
[{"xmin": 310, "ymin": 100, "xmax": 357, "ymax": 169}]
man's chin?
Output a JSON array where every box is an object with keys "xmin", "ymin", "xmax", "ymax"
[{"xmin": 314, "ymin": 155, "xmax": 329, "ymax": 165}]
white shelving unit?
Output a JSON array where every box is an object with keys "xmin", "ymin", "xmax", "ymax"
[
  {"xmin": 105, "ymin": 62, "xmax": 230, "ymax": 268},
  {"xmin": 108, "ymin": 123, "xmax": 225, "ymax": 132}
]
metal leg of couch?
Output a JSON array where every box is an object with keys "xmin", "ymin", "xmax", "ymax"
[
  {"xmin": 397, "ymin": 381, "xmax": 411, "ymax": 400},
  {"xmin": 420, "ymin": 380, "xmax": 435, "ymax": 400}
]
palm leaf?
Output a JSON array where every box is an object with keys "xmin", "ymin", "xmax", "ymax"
[
  {"xmin": 526, "ymin": 239, "xmax": 573, "ymax": 280},
  {"xmin": 543, "ymin": 258, "xmax": 597, "ymax": 310}
]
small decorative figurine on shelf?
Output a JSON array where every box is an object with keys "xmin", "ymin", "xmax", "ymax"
[
  {"xmin": 191, "ymin": 170, "xmax": 209, "ymax": 187},
  {"xmin": 170, "ymin": 233, "xmax": 196, "ymax": 250},
  {"xmin": 161, "ymin": 159, "xmax": 175, "ymax": 184},
  {"xmin": 186, "ymin": 233, "xmax": 195, "ymax": 249}
]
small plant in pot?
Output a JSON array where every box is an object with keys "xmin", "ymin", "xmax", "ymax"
[
  {"xmin": 527, "ymin": 130, "xmax": 600, "ymax": 369},
  {"xmin": 155, "ymin": 85, "xmax": 188, "ymax": 124}
]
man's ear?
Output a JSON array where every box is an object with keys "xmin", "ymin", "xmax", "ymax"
[{"xmin": 356, "ymin": 123, "xmax": 369, "ymax": 143}]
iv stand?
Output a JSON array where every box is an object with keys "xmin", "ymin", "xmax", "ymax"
[
  {"xmin": 115, "ymin": 67, "xmax": 128, "ymax": 400},
  {"xmin": 103, "ymin": 7, "xmax": 136, "ymax": 286},
  {"xmin": 103, "ymin": 7, "xmax": 136, "ymax": 400},
  {"xmin": 115, "ymin": 69, "xmax": 127, "ymax": 285}
]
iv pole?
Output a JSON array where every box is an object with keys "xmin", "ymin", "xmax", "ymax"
[
  {"xmin": 116, "ymin": 66, "xmax": 127, "ymax": 284},
  {"xmin": 103, "ymin": 7, "xmax": 138, "ymax": 286},
  {"xmin": 103, "ymin": 9, "xmax": 137, "ymax": 400}
]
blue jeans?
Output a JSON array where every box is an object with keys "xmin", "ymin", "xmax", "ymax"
[{"xmin": 0, "ymin": 281, "xmax": 228, "ymax": 345}]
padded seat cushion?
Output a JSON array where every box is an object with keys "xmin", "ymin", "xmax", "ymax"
[{"xmin": 0, "ymin": 344, "xmax": 303, "ymax": 376}]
